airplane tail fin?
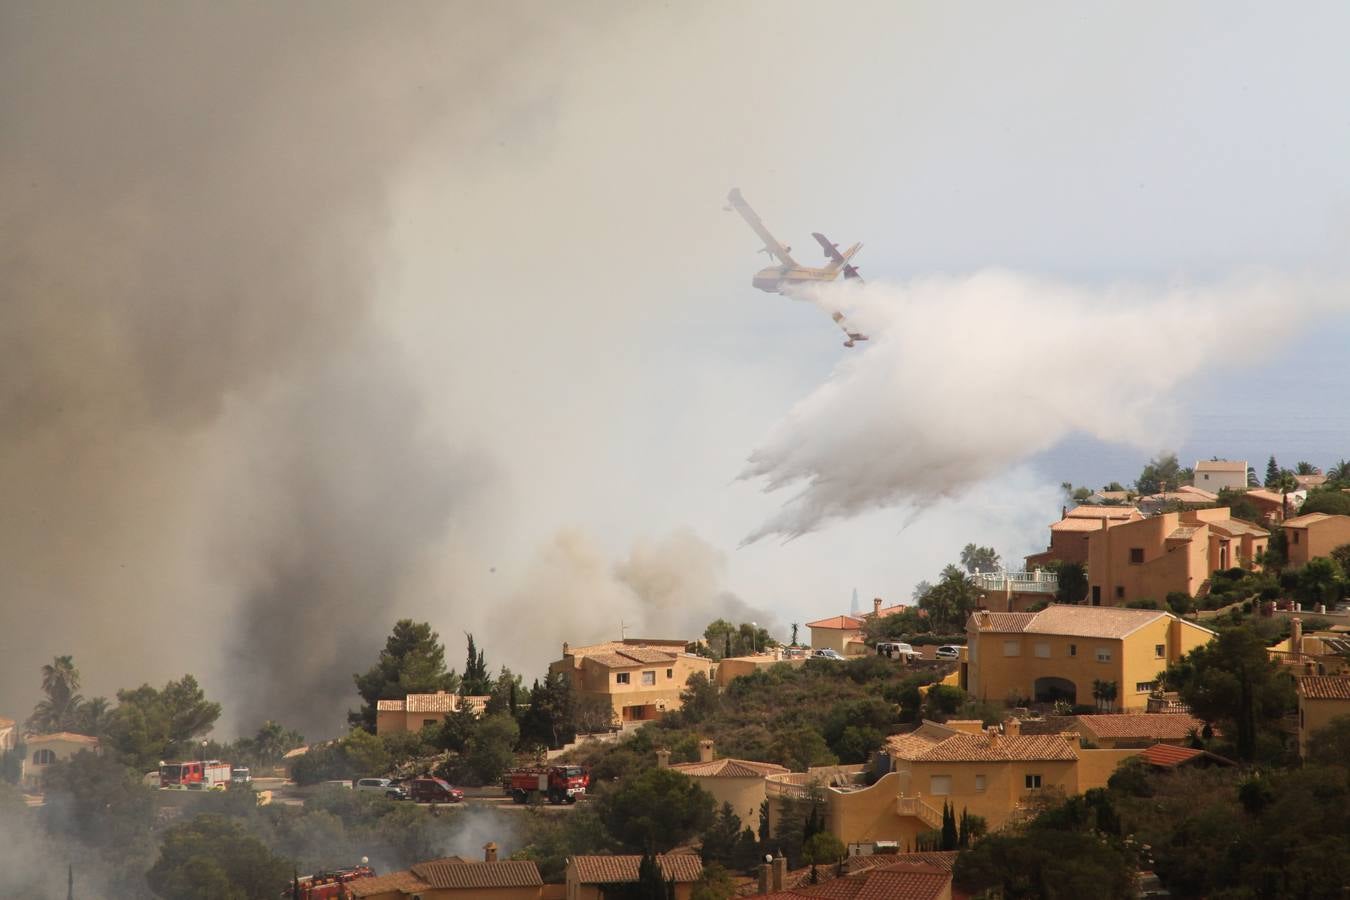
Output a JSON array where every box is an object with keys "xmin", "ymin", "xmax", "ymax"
[{"xmin": 813, "ymin": 233, "xmax": 863, "ymax": 279}]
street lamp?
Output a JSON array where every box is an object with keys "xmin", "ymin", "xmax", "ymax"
[{"xmin": 751, "ymin": 622, "xmax": 759, "ymax": 654}]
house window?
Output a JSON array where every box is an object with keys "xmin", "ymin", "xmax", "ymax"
[
  {"xmin": 929, "ymin": 775, "xmax": 952, "ymax": 795},
  {"xmin": 1025, "ymin": 774, "xmax": 1042, "ymax": 790},
  {"xmin": 1096, "ymin": 648, "xmax": 1111, "ymax": 662},
  {"xmin": 1129, "ymin": 548, "xmax": 1145, "ymax": 564},
  {"xmin": 1003, "ymin": 641, "xmax": 1021, "ymax": 657},
  {"xmin": 1115, "ymin": 586, "xmax": 1125, "ymax": 600},
  {"xmin": 1293, "ymin": 531, "xmax": 1300, "ymax": 545},
  {"xmin": 1068, "ymin": 644, "xmax": 1077, "ymax": 657},
  {"xmin": 666, "ymin": 668, "xmax": 673, "ymax": 679},
  {"xmin": 1091, "ymin": 586, "xmax": 1101, "ymax": 606},
  {"xmin": 975, "ymin": 775, "xmax": 987, "ymax": 793},
  {"xmin": 32, "ymin": 749, "xmax": 56, "ymax": 765},
  {"xmin": 642, "ymin": 671, "xmax": 656, "ymax": 686},
  {"xmin": 1203, "ymin": 473, "xmax": 1209, "ymax": 481},
  {"xmin": 615, "ymin": 672, "xmax": 630, "ymax": 685},
  {"xmin": 1034, "ymin": 642, "xmax": 1050, "ymax": 658},
  {"xmin": 423, "ymin": 719, "xmax": 437, "ymax": 729},
  {"xmin": 1135, "ymin": 681, "xmax": 1155, "ymax": 693},
  {"xmin": 1155, "ymin": 644, "xmax": 1165, "ymax": 658}
]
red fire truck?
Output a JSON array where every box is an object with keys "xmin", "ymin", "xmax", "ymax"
[
  {"xmin": 502, "ymin": 765, "xmax": 590, "ymax": 804},
  {"xmin": 159, "ymin": 759, "xmax": 233, "ymax": 790},
  {"xmin": 284, "ymin": 865, "xmax": 375, "ymax": 899}
]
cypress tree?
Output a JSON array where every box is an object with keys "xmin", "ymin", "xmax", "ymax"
[{"xmin": 941, "ymin": 800, "xmax": 958, "ymax": 851}]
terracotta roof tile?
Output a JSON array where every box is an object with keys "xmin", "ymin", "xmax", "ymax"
[
  {"xmin": 376, "ymin": 699, "xmax": 405, "ymax": 711},
  {"xmin": 668, "ymin": 757, "xmax": 789, "ymax": 778},
  {"xmin": 807, "ymin": 615, "xmax": 864, "ymax": 630},
  {"xmin": 1196, "ymin": 460, "xmax": 1247, "ymax": 473},
  {"xmin": 1207, "ymin": 518, "xmax": 1269, "ymax": 538},
  {"xmin": 409, "ymin": 859, "xmax": 542, "ymax": 888},
  {"xmin": 1298, "ymin": 675, "xmax": 1350, "ymax": 701},
  {"xmin": 25, "ymin": 732, "xmax": 99, "ymax": 745},
  {"xmin": 911, "ymin": 733, "xmax": 1078, "ymax": 763},
  {"xmin": 405, "ymin": 693, "xmax": 459, "ymax": 713},
  {"xmin": 1072, "ymin": 714, "xmax": 1205, "ymax": 741},
  {"xmin": 1065, "ymin": 505, "xmax": 1141, "ymax": 520},
  {"xmin": 348, "ymin": 871, "xmax": 431, "ymax": 897},
  {"xmin": 756, "ymin": 864, "xmax": 951, "ymax": 900},
  {"xmin": 571, "ymin": 855, "xmax": 703, "ymax": 884},
  {"xmin": 615, "ymin": 647, "xmax": 679, "ymax": 664},
  {"xmin": 972, "ymin": 606, "xmax": 1200, "ymax": 641},
  {"xmin": 847, "ymin": 852, "xmax": 958, "ymax": 874},
  {"xmin": 1285, "ymin": 513, "xmax": 1339, "ymax": 528}
]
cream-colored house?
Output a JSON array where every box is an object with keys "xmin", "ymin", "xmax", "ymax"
[
  {"xmin": 549, "ymin": 640, "xmax": 713, "ymax": 725},
  {"xmin": 0, "ymin": 716, "xmax": 15, "ymax": 753},
  {"xmin": 1282, "ymin": 513, "xmax": 1350, "ymax": 569},
  {"xmin": 565, "ymin": 855, "xmax": 702, "ymax": 900},
  {"xmin": 816, "ymin": 719, "xmax": 1138, "ymax": 849},
  {"xmin": 661, "ymin": 740, "xmax": 787, "ymax": 836},
  {"xmin": 1086, "ymin": 508, "xmax": 1267, "ymax": 606},
  {"xmin": 1194, "ymin": 459, "xmax": 1249, "ymax": 493},
  {"xmin": 375, "ymin": 692, "xmax": 490, "ymax": 735},
  {"xmin": 965, "ymin": 606, "xmax": 1215, "ymax": 710},
  {"xmin": 21, "ymin": 732, "xmax": 99, "ymax": 789},
  {"xmin": 807, "ymin": 598, "xmax": 907, "ymax": 655},
  {"xmin": 1296, "ymin": 675, "xmax": 1350, "ymax": 759},
  {"xmin": 716, "ymin": 653, "xmax": 806, "ymax": 688}
]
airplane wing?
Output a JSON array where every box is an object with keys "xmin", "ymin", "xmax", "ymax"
[
  {"xmin": 812, "ymin": 232, "xmax": 863, "ymax": 280},
  {"xmin": 726, "ymin": 188, "xmax": 798, "ymax": 267}
]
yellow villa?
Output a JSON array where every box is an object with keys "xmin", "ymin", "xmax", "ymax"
[
  {"xmin": 1282, "ymin": 513, "xmax": 1350, "ymax": 569},
  {"xmin": 549, "ymin": 639, "xmax": 713, "ymax": 725},
  {"xmin": 1296, "ymin": 675, "xmax": 1350, "ymax": 759},
  {"xmin": 964, "ymin": 606, "xmax": 1215, "ymax": 710},
  {"xmin": 804, "ymin": 719, "xmax": 1138, "ymax": 849},
  {"xmin": 375, "ymin": 692, "xmax": 490, "ymax": 736},
  {"xmin": 661, "ymin": 740, "xmax": 787, "ymax": 835}
]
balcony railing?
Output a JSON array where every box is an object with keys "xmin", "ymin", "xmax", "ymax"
[{"xmin": 972, "ymin": 570, "xmax": 1059, "ymax": 594}]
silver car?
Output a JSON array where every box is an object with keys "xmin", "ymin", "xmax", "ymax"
[{"xmin": 935, "ymin": 645, "xmax": 962, "ymax": 660}]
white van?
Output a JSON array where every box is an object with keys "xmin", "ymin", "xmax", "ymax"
[{"xmin": 876, "ymin": 642, "xmax": 917, "ymax": 660}]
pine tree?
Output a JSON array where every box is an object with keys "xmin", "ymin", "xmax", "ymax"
[
  {"xmin": 462, "ymin": 633, "xmax": 490, "ymax": 696},
  {"xmin": 1265, "ymin": 455, "xmax": 1280, "ymax": 488},
  {"xmin": 632, "ymin": 848, "xmax": 674, "ymax": 900}
]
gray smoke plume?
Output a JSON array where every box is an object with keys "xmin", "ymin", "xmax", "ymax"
[{"xmin": 0, "ymin": 2, "xmax": 584, "ymax": 735}]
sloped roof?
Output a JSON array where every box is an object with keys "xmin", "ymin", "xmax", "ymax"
[
  {"xmin": 757, "ymin": 862, "xmax": 952, "ymax": 900},
  {"xmin": 614, "ymin": 646, "xmax": 679, "ymax": 664},
  {"xmin": 1166, "ymin": 525, "xmax": 1203, "ymax": 540},
  {"xmin": 1065, "ymin": 505, "xmax": 1141, "ymax": 520},
  {"xmin": 348, "ymin": 871, "xmax": 431, "ymax": 897},
  {"xmin": 26, "ymin": 732, "xmax": 98, "ymax": 746},
  {"xmin": 405, "ymin": 693, "xmax": 457, "ymax": 713},
  {"xmin": 846, "ymin": 851, "xmax": 958, "ymax": 874},
  {"xmin": 807, "ymin": 615, "xmax": 864, "ymax": 630},
  {"xmin": 1137, "ymin": 744, "xmax": 1235, "ymax": 769},
  {"xmin": 971, "ymin": 605, "xmax": 1206, "ymax": 641},
  {"xmin": 376, "ymin": 699, "xmax": 405, "ymax": 711},
  {"xmin": 409, "ymin": 858, "xmax": 542, "ymax": 889},
  {"xmin": 1207, "ymin": 518, "xmax": 1269, "ymax": 538},
  {"xmin": 1298, "ymin": 675, "xmax": 1350, "ymax": 701},
  {"xmin": 1284, "ymin": 512, "xmax": 1339, "ymax": 528},
  {"xmin": 571, "ymin": 855, "xmax": 703, "ymax": 884},
  {"xmin": 1245, "ymin": 489, "xmax": 1287, "ymax": 505},
  {"xmin": 670, "ymin": 757, "xmax": 789, "ymax": 778},
  {"xmin": 1295, "ymin": 474, "xmax": 1328, "ymax": 488},
  {"xmin": 0, "ymin": 717, "xmax": 15, "ymax": 729},
  {"xmin": 1196, "ymin": 460, "xmax": 1247, "ymax": 473},
  {"xmin": 1073, "ymin": 714, "xmax": 1205, "ymax": 741},
  {"xmin": 886, "ymin": 728, "xmax": 1078, "ymax": 763},
  {"xmin": 1176, "ymin": 485, "xmax": 1219, "ymax": 501},
  {"xmin": 1050, "ymin": 517, "xmax": 1116, "ymax": 533}
]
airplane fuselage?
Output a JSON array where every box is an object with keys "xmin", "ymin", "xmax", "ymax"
[{"xmin": 751, "ymin": 265, "xmax": 844, "ymax": 293}]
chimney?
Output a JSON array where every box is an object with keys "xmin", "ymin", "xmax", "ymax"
[
  {"xmin": 986, "ymin": 727, "xmax": 1000, "ymax": 750},
  {"xmin": 979, "ymin": 610, "xmax": 991, "ymax": 628},
  {"xmin": 483, "ymin": 842, "xmax": 498, "ymax": 863},
  {"xmin": 1061, "ymin": 505, "xmax": 1067, "ymax": 520},
  {"xmin": 1292, "ymin": 617, "xmax": 1303, "ymax": 658},
  {"xmin": 562, "ymin": 641, "xmax": 570, "ymax": 656},
  {"xmin": 772, "ymin": 854, "xmax": 787, "ymax": 891},
  {"xmin": 1004, "ymin": 718, "xmax": 1021, "ymax": 737},
  {"xmin": 873, "ymin": 597, "xmax": 883, "ymax": 617},
  {"xmin": 655, "ymin": 749, "xmax": 671, "ymax": 768},
  {"xmin": 699, "ymin": 739, "xmax": 715, "ymax": 763},
  {"xmin": 758, "ymin": 862, "xmax": 771, "ymax": 894}
]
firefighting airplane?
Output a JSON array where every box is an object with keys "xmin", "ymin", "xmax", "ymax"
[{"xmin": 725, "ymin": 187, "xmax": 868, "ymax": 347}]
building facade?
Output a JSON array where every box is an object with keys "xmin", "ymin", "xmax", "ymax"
[
  {"xmin": 662, "ymin": 740, "xmax": 788, "ymax": 835},
  {"xmin": 1025, "ymin": 505, "xmax": 1143, "ymax": 569},
  {"xmin": 1296, "ymin": 675, "xmax": 1350, "ymax": 759},
  {"xmin": 376, "ymin": 692, "xmax": 490, "ymax": 735},
  {"xmin": 964, "ymin": 606, "xmax": 1215, "ymax": 710},
  {"xmin": 549, "ymin": 640, "xmax": 713, "ymax": 725},
  {"xmin": 1282, "ymin": 513, "xmax": 1350, "ymax": 569},
  {"xmin": 1194, "ymin": 460, "xmax": 1248, "ymax": 493},
  {"xmin": 21, "ymin": 732, "xmax": 99, "ymax": 789}
]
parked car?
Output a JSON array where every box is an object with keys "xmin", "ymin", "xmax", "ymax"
[
  {"xmin": 935, "ymin": 645, "xmax": 962, "ymax": 660},
  {"xmin": 876, "ymin": 642, "xmax": 917, "ymax": 660},
  {"xmin": 231, "ymin": 767, "xmax": 251, "ymax": 784},
  {"xmin": 355, "ymin": 777, "xmax": 407, "ymax": 799},
  {"xmin": 810, "ymin": 648, "xmax": 844, "ymax": 660},
  {"xmin": 408, "ymin": 776, "xmax": 464, "ymax": 803}
]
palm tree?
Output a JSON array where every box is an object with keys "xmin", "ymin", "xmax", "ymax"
[
  {"xmin": 1328, "ymin": 459, "xmax": 1350, "ymax": 484},
  {"xmin": 27, "ymin": 655, "xmax": 85, "ymax": 733},
  {"xmin": 790, "ymin": 623, "xmax": 800, "ymax": 647}
]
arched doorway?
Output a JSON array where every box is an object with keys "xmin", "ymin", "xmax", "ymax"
[{"xmin": 1034, "ymin": 676, "xmax": 1077, "ymax": 705}]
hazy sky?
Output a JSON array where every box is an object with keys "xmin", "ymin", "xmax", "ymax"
[{"xmin": 4, "ymin": 2, "xmax": 1348, "ymax": 735}]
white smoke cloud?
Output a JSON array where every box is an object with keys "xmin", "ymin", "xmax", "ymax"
[{"xmin": 741, "ymin": 271, "xmax": 1346, "ymax": 541}]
